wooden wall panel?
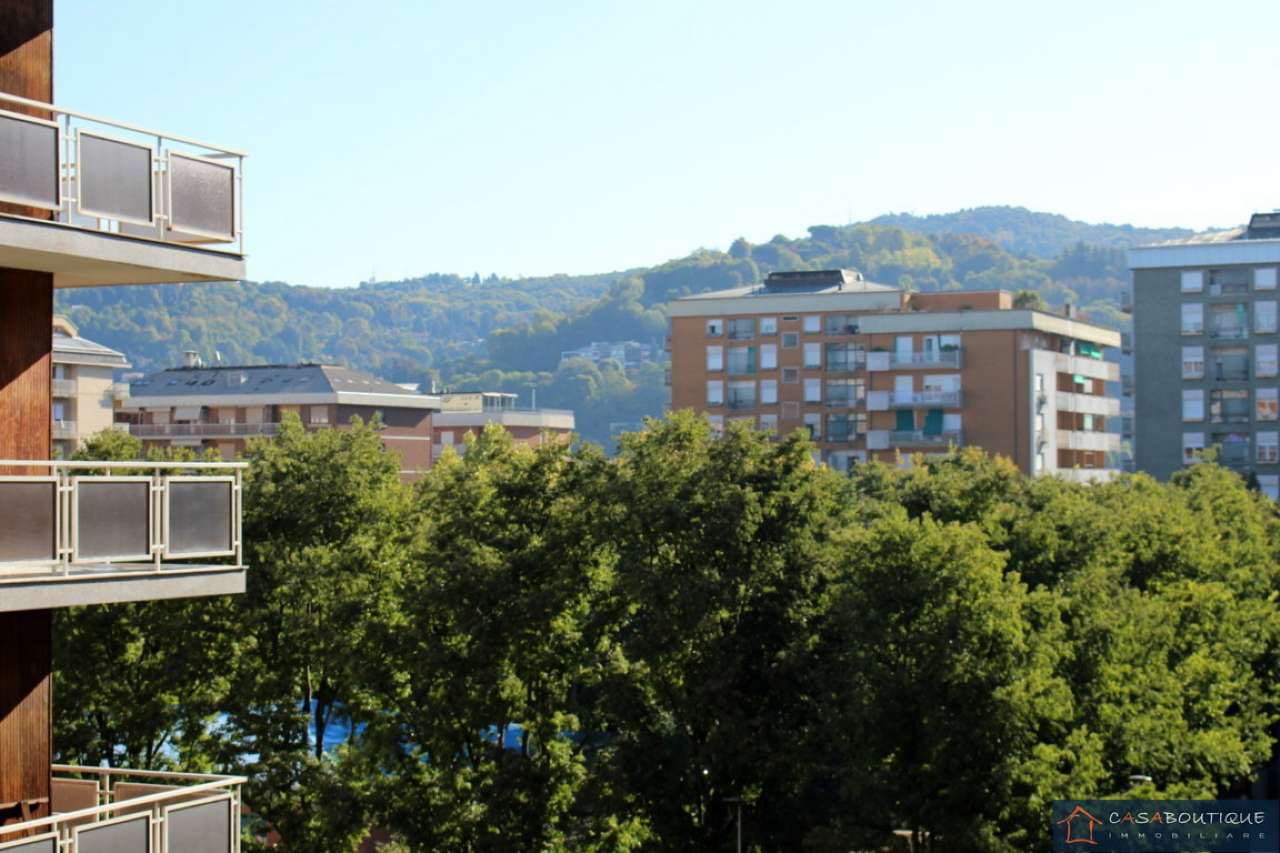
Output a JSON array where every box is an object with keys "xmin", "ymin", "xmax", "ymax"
[
  {"xmin": 0, "ymin": 610, "xmax": 51, "ymax": 828},
  {"xmin": 0, "ymin": 0, "xmax": 53, "ymax": 220},
  {"xmin": 0, "ymin": 268, "xmax": 52, "ymax": 465}
]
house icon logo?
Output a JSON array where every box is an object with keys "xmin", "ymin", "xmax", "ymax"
[{"xmin": 1056, "ymin": 803, "xmax": 1103, "ymax": 846}]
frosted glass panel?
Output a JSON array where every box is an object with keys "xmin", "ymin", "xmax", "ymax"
[
  {"xmin": 166, "ymin": 799, "xmax": 232, "ymax": 853},
  {"xmin": 76, "ymin": 480, "xmax": 150, "ymax": 561},
  {"xmin": 79, "ymin": 132, "xmax": 153, "ymax": 224},
  {"xmin": 0, "ymin": 836, "xmax": 57, "ymax": 852},
  {"xmin": 0, "ymin": 481, "xmax": 56, "ymax": 563},
  {"xmin": 75, "ymin": 815, "xmax": 150, "ymax": 853},
  {"xmin": 0, "ymin": 113, "xmax": 59, "ymax": 208},
  {"xmin": 167, "ymin": 480, "xmax": 233, "ymax": 557},
  {"xmin": 168, "ymin": 153, "xmax": 234, "ymax": 239}
]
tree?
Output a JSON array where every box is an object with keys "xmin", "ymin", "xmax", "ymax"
[{"xmin": 1012, "ymin": 289, "xmax": 1047, "ymax": 309}]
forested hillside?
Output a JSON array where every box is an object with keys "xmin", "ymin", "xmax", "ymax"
[{"xmin": 57, "ymin": 206, "xmax": 1191, "ymax": 447}]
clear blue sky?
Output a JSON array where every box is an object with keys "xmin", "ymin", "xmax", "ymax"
[{"xmin": 56, "ymin": 0, "xmax": 1279, "ymax": 287}]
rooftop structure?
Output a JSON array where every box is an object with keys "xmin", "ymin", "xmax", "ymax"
[{"xmin": 668, "ymin": 270, "xmax": 1122, "ymax": 479}]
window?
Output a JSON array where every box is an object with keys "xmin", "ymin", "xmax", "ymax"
[
  {"xmin": 1208, "ymin": 268, "xmax": 1249, "ymax": 296},
  {"xmin": 803, "ymin": 412, "xmax": 821, "ymax": 439},
  {"xmin": 1181, "ymin": 303, "xmax": 1203, "ymax": 335},
  {"xmin": 760, "ymin": 379, "xmax": 778, "ymax": 405},
  {"xmin": 706, "ymin": 319, "xmax": 724, "ymax": 337},
  {"xmin": 706, "ymin": 346, "xmax": 723, "ymax": 371},
  {"xmin": 727, "ymin": 346, "xmax": 757, "ymax": 374},
  {"xmin": 1208, "ymin": 303, "xmax": 1248, "ymax": 339},
  {"xmin": 706, "ymin": 380, "xmax": 723, "ymax": 406},
  {"xmin": 1181, "ymin": 271, "xmax": 1204, "ymax": 293},
  {"xmin": 760, "ymin": 317, "xmax": 778, "ymax": 335},
  {"xmin": 1035, "ymin": 373, "xmax": 1046, "ymax": 393},
  {"xmin": 1182, "ymin": 346, "xmax": 1204, "ymax": 379},
  {"xmin": 825, "ymin": 314, "xmax": 858, "ymax": 336},
  {"xmin": 804, "ymin": 378, "xmax": 822, "ymax": 402},
  {"xmin": 826, "ymin": 412, "xmax": 866, "ymax": 441},
  {"xmin": 826, "ymin": 343, "xmax": 863, "ymax": 372},
  {"xmin": 1082, "ymin": 414, "xmax": 1095, "ymax": 432},
  {"xmin": 1258, "ymin": 268, "xmax": 1279, "ymax": 291},
  {"xmin": 782, "ymin": 332, "xmax": 799, "ymax": 349},
  {"xmin": 727, "ymin": 318, "xmax": 755, "ymax": 340},
  {"xmin": 1209, "ymin": 389, "xmax": 1250, "ymax": 423},
  {"xmin": 1258, "ymin": 432, "xmax": 1279, "ymax": 464},
  {"xmin": 53, "ymin": 401, "xmax": 65, "ymax": 422},
  {"xmin": 759, "ymin": 413, "xmax": 778, "ymax": 432},
  {"xmin": 760, "ymin": 343, "xmax": 777, "ymax": 370},
  {"xmin": 1182, "ymin": 389, "xmax": 1204, "ymax": 421},
  {"xmin": 1258, "ymin": 388, "xmax": 1279, "ymax": 422},
  {"xmin": 782, "ymin": 367, "xmax": 800, "ymax": 383},
  {"xmin": 52, "ymin": 364, "xmax": 67, "ymax": 380},
  {"xmin": 309, "ymin": 407, "xmax": 329, "ymax": 425},
  {"xmin": 803, "ymin": 315, "xmax": 821, "ymax": 334},
  {"xmin": 1259, "ymin": 474, "xmax": 1280, "ymax": 501},
  {"xmin": 782, "ymin": 401, "xmax": 800, "ymax": 420},
  {"xmin": 708, "ymin": 415, "xmax": 724, "ymax": 432},
  {"xmin": 1182, "ymin": 432, "xmax": 1205, "ymax": 464},
  {"xmin": 1210, "ymin": 346, "xmax": 1249, "ymax": 381},
  {"xmin": 727, "ymin": 381, "xmax": 756, "ymax": 409},
  {"xmin": 1258, "ymin": 344, "xmax": 1279, "ymax": 378},
  {"xmin": 1257, "ymin": 301, "xmax": 1277, "ymax": 334},
  {"xmin": 825, "ymin": 378, "xmax": 864, "ymax": 407},
  {"xmin": 804, "ymin": 342, "xmax": 822, "ymax": 368},
  {"xmin": 1035, "ymin": 412, "xmax": 1045, "ymax": 432},
  {"xmin": 944, "ymin": 413, "xmax": 962, "ymax": 433}
]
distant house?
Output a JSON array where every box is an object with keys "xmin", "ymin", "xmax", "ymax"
[
  {"xmin": 51, "ymin": 315, "xmax": 130, "ymax": 458},
  {"xmin": 432, "ymin": 392, "xmax": 574, "ymax": 458},
  {"xmin": 119, "ymin": 358, "xmax": 441, "ymax": 473},
  {"xmin": 559, "ymin": 340, "xmax": 654, "ymax": 370}
]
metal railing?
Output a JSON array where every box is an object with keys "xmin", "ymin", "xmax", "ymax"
[
  {"xmin": 889, "ymin": 391, "xmax": 961, "ymax": 408},
  {"xmin": 130, "ymin": 421, "xmax": 284, "ymax": 438},
  {"xmin": 51, "ymin": 420, "xmax": 77, "ymax": 440},
  {"xmin": 0, "ymin": 90, "xmax": 244, "ymax": 255},
  {"xmin": 891, "ymin": 430, "xmax": 963, "ymax": 447},
  {"xmin": 0, "ymin": 765, "xmax": 243, "ymax": 853},
  {"xmin": 889, "ymin": 350, "xmax": 962, "ymax": 369},
  {"xmin": 0, "ymin": 459, "xmax": 244, "ymax": 580},
  {"xmin": 51, "ymin": 378, "xmax": 77, "ymax": 397}
]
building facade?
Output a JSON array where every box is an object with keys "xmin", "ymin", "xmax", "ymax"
[
  {"xmin": 0, "ymin": 0, "xmax": 249, "ymax": 843},
  {"xmin": 1128, "ymin": 212, "xmax": 1280, "ymax": 499},
  {"xmin": 51, "ymin": 315, "xmax": 129, "ymax": 458},
  {"xmin": 432, "ymin": 391, "xmax": 575, "ymax": 458},
  {"xmin": 121, "ymin": 361, "xmax": 442, "ymax": 473},
  {"xmin": 559, "ymin": 340, "xmax": 655, "ymax": 370},
  {"xmin": 669, "ymin": 269, "xmax": 1122, "ymax": 479}
]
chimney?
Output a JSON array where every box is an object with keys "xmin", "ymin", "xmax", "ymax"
[
  {"xmin": 1063, "ymin": 303, "xmax": 1077, "ymax": 319},
  {"xmin": 183, "ymin": 350, "xmax": 203, "ymax": 368}
]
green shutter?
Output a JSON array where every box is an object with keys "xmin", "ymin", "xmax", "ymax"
[
  {"xmin": 896, "ymin": 410, "xmax": 915, "ymax": 432},
  {"xmin": 924, "ymin": 408, "xmax": 944, "ymax": 435}
]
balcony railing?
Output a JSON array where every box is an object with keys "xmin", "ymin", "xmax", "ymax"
[
  {"xmin": 0, "ymin": 90, "xmax": 244, "ymax": 255},
  {"xmin": 890, "ymin": 390, "xmax": 961, "ymax": 408},
  {"xmin": 727, "ymin": 398, "xmax": 757, "ymax": 410},
  {"xmin": 51, "ymin": 378, "xmax": 77, "ymax": 397},
  {"xmin": 0, "ymin": 765, "xmax": 244, "ymax": 853},
  {"xmin": 891, "ymin": 430, "xmax": 963, "ymax": 447},
  {"xmin": 51, "ymin": 419, "xmax": 77, "ymax": 440},
  {"xmin": 130, "ymin": 422, "xmax": 284, "ymax": 439},
  {"xmin": 0, "ymin": 459, "xmax": 244, "ymax": 580},
  {"xmin": 889, "ymin": 349, "xmax": 962, "ymax": 369}
]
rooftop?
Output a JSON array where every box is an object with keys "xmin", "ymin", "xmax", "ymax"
[
  {"xmin": 125, "ymin": 363, "xmax": 441, "ymax": 410},
  {"xmin": 677, "ymin": 268, "xmax": 897, "ymax": 300},
  {"xmin": 52, "ymin": 326, "xmax": 130, "ymax": 368}
]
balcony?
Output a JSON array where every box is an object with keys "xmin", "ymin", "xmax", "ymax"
[
  {"xmin": 891, "ymin": 430, "xmax": 963, "ymax": 448},
  {"xmin": 51, "ymin": 419, "xmax": 77, "ymax": 440},
  {"xmin": 726, "ymin": 398, "xmax": 757, "ymax": 410},
  {"xmin": 1061, "ymin": 431, "xmax": 1122, "ymax": 452},
  {"xmin": 0, "ymin": 765, "xmax": 243, "ymax": 852},
  {"xmin": 889, "ymin": 390, "xmax": 961, "ymax": 408},
  {"xmin": 1055, "ymin": 392, "xmax": 1121, "ymax": 417},
  {"xmin": 0, "ymin": 91, "xmax": 244, "ymax": 287},
  {"xmin": 130, "ymin": 421, "xmax": 285, "ymax": 439},
  {"xmin": 0, "ymin": 459, "xmax": 245, "ymax": 611},
  {"xmin": 888, "ymin": 349, "xmax": 962, "ymax": 369},
  {"xmin": 51, "ymin": 378, "xmax": 77, "ymax": 397},
  {"xmin": 1050, "ymin": 353, "xmax": 1120, "ymax": 382}
]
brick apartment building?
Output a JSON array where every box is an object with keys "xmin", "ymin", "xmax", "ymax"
[
  {"xmin": 668, "ymin": 269, "xmax": 1122, "ymax": 480},
  {"xmin": 432, "ymin": 391, "xmax": 576, "ymax": 459}
]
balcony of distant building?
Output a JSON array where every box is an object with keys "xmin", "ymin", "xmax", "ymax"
[{"xmin": 558, "ymin": 340, "xmax": 656, "ymax": 370}]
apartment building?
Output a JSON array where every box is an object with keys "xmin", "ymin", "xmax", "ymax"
[
  {"xmin": 669, "ymin": 269, "xmax": 1122, "ymax": 479},
  {"xmin": 1128, "ymin": 212, "xmax": 1280, "ymax": 499},
  {"xmin": 51, "ymin": 315, "xmax": 130, "ymax": 458},
  {"xmin": 559, "ymin": 340, "xmax": 655, "ymax": 370},
  {"xmin": 121, "ymin": 360, "xmax": 442, "ymax": 472},
  {"xmin": 0, "ymin": 0, "xmax": 249, "ymax": 846},
  {"xmin": 432, "ymin": 391, "xmax": 575, "ymax": 458}
]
